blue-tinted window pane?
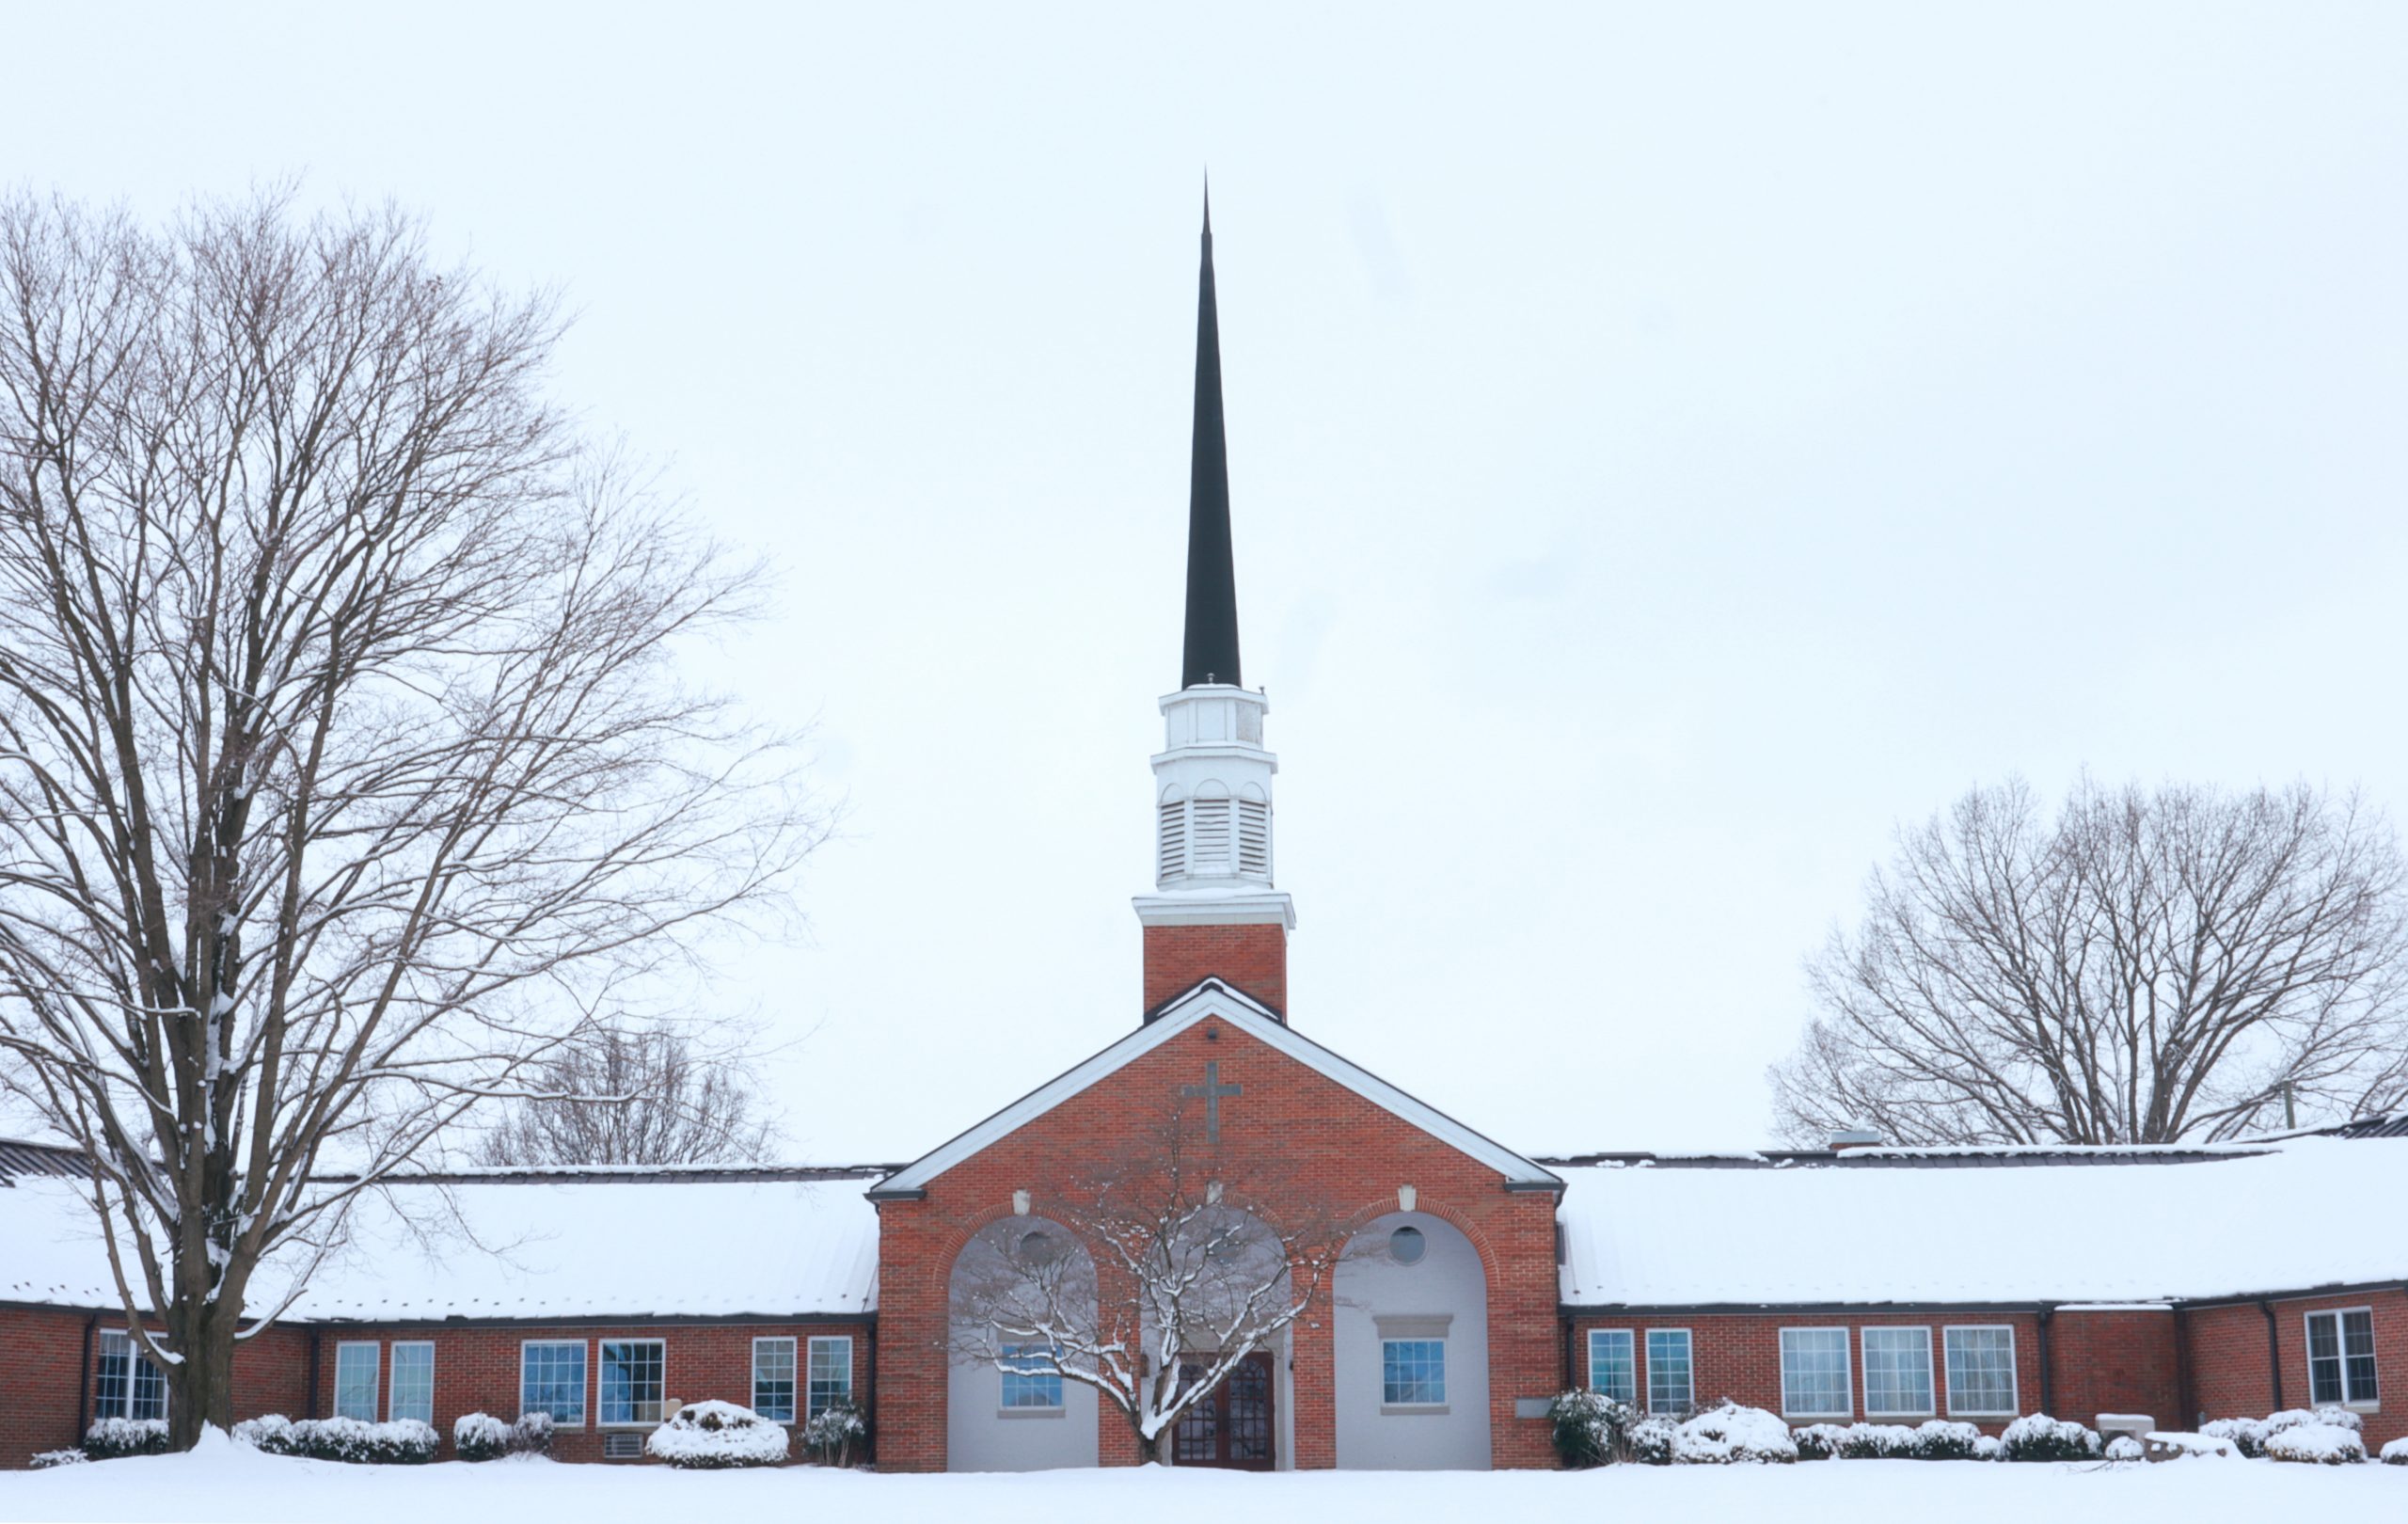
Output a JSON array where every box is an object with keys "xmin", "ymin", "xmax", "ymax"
[
  {"xmin": 752, "ymin": 1338, "xmax": 797, "ymax": 1421},
  {"xmin": 598, "ymin": 1341, "xmax": 664, "ymax": 1424},
  {"xmin": 334, "ymin": 1343, "xmax": 380, "ymax": 1421},
  {"xmin": 389, "ymin": 1342, "xmax": 434, "ymax": 1424},
  {"xmin": 1647, "ymin": 1329, "xmax": 1693, "ymax": 1415},
  {"xmin": 1588, "ymin": 1329, "xmax": 1635, "ymax": 1403},
  {"xmin": 520, "ymin": 1341, "xmax": 586, "ymax": 1424},
  {"xmin": 1382, "ymin": 1339, "xmax": 1446, "ymax": 1405},
  {"xmin": 807, "ymin": 1337, "xmax": 853, "ymax": 1419},
  {"xmin": 1000, "ymin": 1343, "xmax": 1063, "ymax": 1409}
]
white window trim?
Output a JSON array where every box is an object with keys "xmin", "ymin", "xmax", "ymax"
[
  {"xmin": 1779, "ymin": 1326, "xmax": 1855, "ymax": 1420},
  {"xmin": 1378, "ymin": 1335, "xmax": 1450, "ymax": 1413},
  {"xmin": 332, "ymin": 1340, "xmax": 381, "ymax": 1422},
  {"xmin": 1942, "ymin": 1325, "xmax": 2020, "ymax": 1418},
  {"xmin": 1860, "ymin": 1326, "xmax": 1936, "ymax": 1419},
  {"xmin": 519, "ymin": 1339, "xmax": 589, "ymax": 1430},
  {"xmin": 388, "ymin": 1341, "xmax": 435, "ymax": 1425},
  {"xmin": 806, "ymin": 1335, "xmax": 854, "ymax": 1419},
  {"xmin": 596, "ymin": 1338, "xmax": 668, "ymax": 1429},
  {"xmin": 2305, "ymin": 1308, "xmax": 2382, "ymax": 1411},
  {"xmin": 95, "ymin": 1329, "xmax": 169, "ymax": 1422},
  {"xmin": 1587, "ymin": 1327, "xmax": 1637, "ymax": 1403},
  {"xmin": 1644, "ymin": 1326, "xmax": 1695, "ymax": 1416},
  {"xmin": 752, "ymin": 1336, "xmax": 798, "ymax": 1422}
]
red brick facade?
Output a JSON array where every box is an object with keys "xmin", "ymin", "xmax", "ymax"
[{"xmin": 1142, "ymin": 923, "xmax": 1287, "ymax": 1018}]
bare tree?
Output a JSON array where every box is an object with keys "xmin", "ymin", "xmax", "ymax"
[
  {"xmin": 0, "ymin": 190, "xmax": 822, "ymax": 1445},
  {"xmin": 1771, "ymin": 775, "xmax": 2408, "ymax": 1147},
  {"xmin": 474, "ymin": 1024, "xmax": 782, "ymax": 1167},
  {"xmin": 947, "ymin": 1109, "xmax": 1357, "ymax": 1464}
]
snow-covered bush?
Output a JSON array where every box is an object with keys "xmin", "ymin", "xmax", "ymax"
[
  {"xmin": 2104, "ymin": 1435, "xmax": 2144, "ymax": 1462},
  {"xmin": 2381, "ymin": 1436, "xmax": 2408, "ymax": 1466},
  {"xmin": 1625, "ymin": 1414, "xmax": 1678, "ymax": 1466},
  {"xmin": 30, "ymin": 1449, "xmax": 87, "ymax": 1468},
  {"xmin": 2000, "ymin": 1413, "xmax": 2101, "ymax": 1462},
  {"xmin": 232, "ymin": 1415, "xmax": 436, "ymax": 1464},
  {"xmin": 2200, "ymin": 1417, "xmax": 2266, "ymax": 1456},
  {"xmin": 2141, "ymin": 1432, "xmax": 2237, "ymax": 1461},
  {"xmin": 645, "ymin": 1401, "xmax": 789, "ymax": 1469},
  {"xmin": 1671, "ymin": 1402, "xmax": 1796, "ymax": 1464},
  {"xmin": 511, "ymin": 1411, "xmax": 555, "ymax": 1456},
  {"xmin": 1972, "ymin": 1435, "xmax": 2004, "ymax": 1461},
  {"xmin": 801, "ymin": 1399, "xmax": 867, "ymax": 1467},
  {"xmin": 82, "ymin": 1417, "xmax": 170, "ymax": 1460},
  {"xmin": 1791, "ymin": 1423, "xmax": 1845, "ymax": 1461},
  {"xmin": 2264, "ymin": 1422, "xmax": 2366, "ymax": 1465},
  {"xmin": 452, "ymin": 1412, "xmax": 513, "ymax": 1462},
  {"xmin": 1909, "ymin": 1420, "xmax": 1983, "ymax": 1460},
  {"xmin": 2204, "ymin": 1406, "xmax": 2363, "ymax": 1459},
  {"xmin": 1545, "ymin": 1390, "xmax": 1640, "ymax": 1468},
  {"xmin": 231, "ymin": 1415, "xmax": 295, "ymax": 1453},
  {"xmin": 1837, "ymin": 1422, "xmax": 1918, "ymax": 1459}
]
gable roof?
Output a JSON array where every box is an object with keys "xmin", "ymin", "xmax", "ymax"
[{"xmin": 868, "ymin": 979, "xmax": 1563, "ymax": 1199}]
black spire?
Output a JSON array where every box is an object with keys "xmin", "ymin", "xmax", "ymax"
[{"xmin": 1180, "ymin": 185, "xmax": 1243, "ymax": 690}]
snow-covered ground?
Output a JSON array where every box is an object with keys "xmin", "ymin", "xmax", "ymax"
[{"xmin": 4, "ymin": 1441, "xmax": 2400, "ymax": 1524}]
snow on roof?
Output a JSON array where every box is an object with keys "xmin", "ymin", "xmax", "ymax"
[
  {"xmin": 1558, "ymin": 1134, "xmax": 2408, "ymax": 1308},
  {"xmin": 0, "ymin": 1172, "xmax": 880, "ymax": 1322}
]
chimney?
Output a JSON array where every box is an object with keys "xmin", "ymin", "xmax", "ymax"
[{"xmin": 1828, "ymin": 1127, "xmax": 1883, "ymax": 1152}]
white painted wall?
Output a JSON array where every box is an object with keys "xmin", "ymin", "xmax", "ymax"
[{"xmin": 1332, "ymin": 1211, "xmax": 1491, "ymax": 1470}]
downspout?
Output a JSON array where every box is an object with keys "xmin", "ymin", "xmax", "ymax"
[
  {"xmin": 2173, "ymin": 1306, "xmax": 2195, "ymax": 1428},
  {"xmin": 306, "ymin": 1330, "xmax": 323, "ymax": 1420},
  {"xmin": 2036, "ymin": 1305, "xmax": 2055, "ymax": 1417},
  {"xmin": 76, "ymin": 1312, "xmax": 98, "ymax": 1438},
  {"xmin": 2258, "ymin": 1300, "xmax": 2283, "ymax": 1410},
  {"xmin": 863, "ymin": 1325, "xmax": 878, "ymax": 1467}
]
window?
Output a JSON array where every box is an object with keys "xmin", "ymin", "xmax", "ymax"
[
  {"xmin": 520, "ymin": 1340, "xmax": 587, "ymax": 1426},
  {"xmin": 1000, "ymin": 1343, "xmax": 1063, "ymax": 1410},
  {"xmin": 1587, "ymin": 1329, "xmax": 1636, "ymax": 1404},
  {"xmin": 1781, "ymin": 1327, "xmax": 1853, "ymax": 1418},
  {"xmin": 599, "ymin": 1340, "xmax": 666, "ymax": 1425},
  {"xmin": 333, "ymin": 1341, "xmax": 380, "ymax": 1421},
  {"xmin": 752, "ymin": 1337, "xmax": 797, "ymax": 1421},
  {"xmin": 2307, "ymin": 1310, "xmax": 2380, "ymax": 1406},
  {"xmin": 1382, "ymin": 1340, "xmax": 1447, "ymax": 1406},
  {"xmin": 1944, "ymin": 1326, "xmax": 2018, "ymax": 1416},
  {"xmin": 1388, "ymin": 1227, "xmax": 1427, "ymax": 1265},
  {"xmin": 388, "ymin": 1341, "xmax": 434, "ymax": 1424},
  {"xmin": 808, "ymin": 1336, "xmax": 853, "ymax": 1419},
  {"xmin": 93, "ymin": 1330, "xmax": 167, "ymax": 1422},
  {"xmin": 1861, "ymin": 1327, "xmax": 1934, "ymax": 1416},
  {"xmin": 1646, "ymin": 1329, "xmax": 1693, "ymax": 1415}
]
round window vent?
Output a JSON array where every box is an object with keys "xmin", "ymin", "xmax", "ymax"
[
  {"xmin": 1388, "ymin": 1225, "xmax": 1427, "ymax": 1265},
  {"xmin": 1019, "ymin": 1230, "xmax": 1062, "ymax": 1265}
]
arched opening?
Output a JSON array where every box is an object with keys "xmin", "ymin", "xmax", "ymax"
[
  {"xmin": 946, "ymin": 1217, "xmax": 1100, "ymax": 1471},
  {"xmin": 1332, "ymin": 1210, "xmax": 1491, "ymax": 1469}
]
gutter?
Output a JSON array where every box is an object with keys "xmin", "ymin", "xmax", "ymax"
[
  {"xmin": 76, "ymin": 1312, "xmax": 97, "ymax": 1438},
  {"xmin": 2258, "ymin": 1300, "xmax": 2283, "ymax": 1410}
]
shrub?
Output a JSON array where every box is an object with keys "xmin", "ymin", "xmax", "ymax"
[
  {"xmin": 2104, "ymin": 1436, "xmax": 2144, "ymax": 1462},
  {"xmin": 2199, "ymin": 1417, "xmax": 2266, "ymax": 1457},
  {"xmin": 1972, "ymin": 1435, "xmax": 2004, "ymax": 1461},
  {"xmin": 1625, "ymin": 1415, "xmax": 1678, "ymax": 1466},
  {"xmin": 453, "ymin": 1412, "xmax": 513, "ymax": 1463},
  {"xmin": 2380, "ymin": 1437, "xmax": 2408, "ymax": 1466},
  {"xmin": 30, "ymin": 1450, "xmax": 87, "ymax": 1468},
  {"xmin": 1909, "ymin": 1421, "xmax": 1983, "ymax": 1460},
  {"xmin": 231, "ymin": 1415, "xmax": 436, "ymax": 1464},
  {"xmin": 1791, "ymin": 1423, "xmax": 1846, "ymax": 1461},
  {"xmin": 1671, "ymin": 1403, "xmax": 1796, "ymax": 1464},
  {"xmin": 2205, "ymin": 1406, "xmax": 2365, "ymax": 1459},
  {"xmin": 645, "ymin": 1401, "xmax": 789, "ymax": 1469},
  {"xmin": 2000, "ymin": 1413, "xmax": 2101, "ymax": 1462},
  {"xmin": 1837, "ymin": 1422, "xmax": 1917, "ymax": 1459},
  {"xmin": 1546, "ymin": 1390, "xmax": 1640, "ymax": 1468},
  {"xmin": 801, "ymin": 1399, "xmax": 868, "ymax": 1468},
  {"xmin": 2264, "ymin": 1423, "xmax": 2366, "ymax": 1465},
  {"xmin": 512, "ymin": 1411, "xmax": 555, "ymax": 1456},
  {"xmin": 82, "ymin": 1418, "xmax": 170, "ymax": 1460}
]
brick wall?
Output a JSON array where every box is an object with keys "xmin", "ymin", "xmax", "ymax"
[
  {"xmin": 1142, "ymin": 926, "xmax": 1287, "ymax": 1017},
  {"xmin": 1, "ymin": 1308, "xmax": 91, "ymax": 1465},
  {"xmin": 2043, "ymin": 1309, "xmax": 2180, "ymax": 1429},
  {"xmin": 875, "ymin": 1012, "xmax": 1562, "ymax": 1471},
  {"xmin": 2181, "ymin": 1289, "xmax": 2408, "ymax": 1452}
]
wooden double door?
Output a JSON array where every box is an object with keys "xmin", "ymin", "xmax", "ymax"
[{"xmin": 1171, "ymin": 1351, "xmax": 1275, "ymax": 1469}]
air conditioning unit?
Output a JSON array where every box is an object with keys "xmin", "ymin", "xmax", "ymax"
[{"xmin": 603, "ymin": 1432, "xmax": 643, "ymax": 1460}]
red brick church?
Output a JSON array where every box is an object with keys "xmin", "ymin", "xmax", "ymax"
[{"xmin": 1, "ymin": 210, "xmax": 2403, "ymax": 1472}]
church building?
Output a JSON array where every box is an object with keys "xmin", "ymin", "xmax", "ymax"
[{"xmin": 1, "ymin": 209, "xmax": 2404, "ymax": 1472}]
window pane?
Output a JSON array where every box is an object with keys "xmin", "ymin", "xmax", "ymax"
[
  {"xmin": 1862, "ymin": 1328, "xmax": 1933, "ymax": 1416},
  {"xmin": 1781, "ymin": 1328, "xmax": 1851, "ymax": 1416},
  {"xmin": 1382, "ymin": 1339, "xmax": 1447, "ymax": 1405},
  {"xmin": 807, "ymin": 1337, "xmax": 853, "ymax": 1419},
  {"xmin": 1646, "ymin": 1330, "xmax": 1692, "ymax": 1415},
  {"xmin": 1000, "ymin": 1342, "xmax": 1063, "ymax": 1409},
  {"xmin": 334, "ymin": 1344, "xmax": 380, "ymax": 1421},
  {"xmin": 752, "ymin": 1339, "xmax": 797, "ymax": 1421},
  {"xmin": 598, "ymin": 1341, "xmax": 665, "ymax": 1424},
  {"xmin": 521, "ymin": 1341, "xmax": 586, "ymax": 1425},
  {"xmin": 94, "ymin": 1331, "xmax": 130, "ymax": 1421},
  {"xmin": 2342, "ymin": 1311, "xmax": 2379, "ymax": 1405},
  {"xmin": 388, "ymin": 1342, "xmax": 434, "ymax": 1424},
  {"xmin": 1588, "ymin": 1330, "xmax": 1636, "ymax": 1404},
  {"xmin": 131, "ymin": 1352, "xmax": 167, "ymax": 1422},
  {"xmin": 2306, "ymin": 1314, "xmax": 2343, "ymax": 1405},
  {"xmin": 1944, "ymin": 1327, "xmax": 2017, "ymax": 1415}
]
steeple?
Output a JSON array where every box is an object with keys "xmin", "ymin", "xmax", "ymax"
[
  {"xmin": 1181, "ymin": 186, "xmax": 1243, "ymax": 691},
  {"xmin": 1137, "ymin": 192, "xmax": 1293, "ymax": 1023}
]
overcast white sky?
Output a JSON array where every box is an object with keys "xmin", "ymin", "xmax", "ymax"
[{"xmin": 8, "ymin": 4, "xmax": 2406, "ymax": 1159}]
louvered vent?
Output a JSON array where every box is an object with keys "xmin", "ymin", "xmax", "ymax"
[
  {"xmin": 1191, "ymin": 797, "xmax": 1233, "ymax": 873},
  {"xmin": 1158, "ymin": 800, "xmax": 1187, "ymax": 879},
  {"xmin": 603, "ymin": 1432, "xmax": 642, "ymax": 1459},
  {"xmin": 1237, "ymin": 799, "xmax": 1270, "ymax": 878}
]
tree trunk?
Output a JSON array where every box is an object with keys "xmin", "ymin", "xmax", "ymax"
[{"xmin": 166, "ymin": 1307, "xmax": 239, "ymax": 1448}]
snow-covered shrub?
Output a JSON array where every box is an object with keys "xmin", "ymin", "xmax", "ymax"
[
  {"xmin": 1791, "ymin": 1423, "xmax": 1846, "ymax": 1461},
  {"xmin": 2264, "ymin": 1422, "xmax": 2366, "ymax": 1465},
  {"xmin": 2381, "ymin": 1436, "xmax": 2408, "ymax": 1466},
  {"xmin": 1837, "ymin": 1422, "xmax": 1918, "ymax": 1459},
  {"xmin": 2205, "ymin": 1406, "xmax": 2363, "ymax": 1459},
  {"xmin": 2199, "ymin": 1417, "xmax": 2267, "ymax": 1457},
  {"xmin": 2104, "ymin": 1435, "xmax": 2144, "ymax": 1462},
  {"xmin": 2141, "ymin": 1432, "xmax": 2237, "ymax": 1461},
  {"xmin": 1625, "ymin": 1414, "xmax": 1678, "ymax": 1466},
  {"xmin": 1545, "ymin": 1390, "xmax": 1640, "ymax": 1468},
  {"xmin": 1671, "ymin": 1402, "xmax": 1796, "ymax": 1464},
  {"xmin": 645, "ymin": 1401, "xmax": 789, "ymax": 1469},
  {"xmin": 30, "ymin": 1449, "xmax": 87, "ymax": 1468},
  {"xmin": 82, "ymin": 1417, "xmax": 170, "ymax": 1460},
  {"xmin": 232, "ymin": 1416, "xmax": 436, "ymax": 1464},
  {"xmin": 232, "ymin": 1414, "xmax": 296, "ymax": 1454},
  {"xmin": 512, "ymin": 1411, "xmax": 555, "ymax": 1456},
  {"xmin": 1972, "ymin": 1435, "xmax": 2004, "ymax": 1461},
  {"xmin": 453, "ymin": 1412, "xmax": 513, "ymax": 1462},
  {"xmin": 801, "ymin": 1399, "xmax": 867, "ymax": 1467},
  {"xmin": 2000, "ymin": 1413, "xmax": 2101, "ymax": 1462},
  {"xmin": 1909, "ymin": 1420, "xmax": 1983, "ymax": 1460}
]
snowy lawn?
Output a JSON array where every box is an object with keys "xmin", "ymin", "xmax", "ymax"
[{"xmin": 5, "ymin": 1440, "xmax": 2400, "ymax": 1524}]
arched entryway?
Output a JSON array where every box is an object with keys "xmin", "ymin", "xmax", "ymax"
[
  {"xmin": 945, "ymin": 1217, "xmax": 1101, "ymax": 1471},
  {"xmin": 1331, "ymin": 1211, "xmax": 1491, "ymax": 1468}
]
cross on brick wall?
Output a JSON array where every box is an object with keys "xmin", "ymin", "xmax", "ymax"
[{"xmin": 1180, "ymin": 1058, "xmax": 1242, "ymax": 1142}]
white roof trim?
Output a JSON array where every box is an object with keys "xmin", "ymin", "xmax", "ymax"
[{"xmin": 870, "ymin": 981, "xmax": 1561, "ymax": 1197}]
